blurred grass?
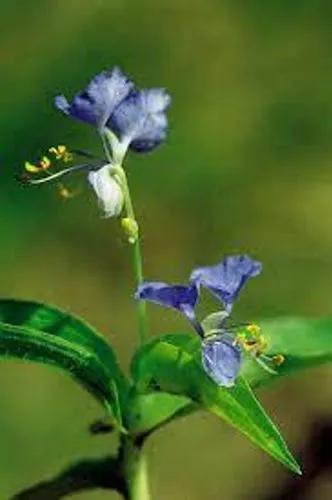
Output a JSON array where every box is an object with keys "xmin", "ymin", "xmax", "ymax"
[{"xmin": 0, "ymin": 0, "xmax": 331, "ymax": 498}]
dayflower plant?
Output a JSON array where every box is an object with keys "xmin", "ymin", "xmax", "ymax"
[{"xmin": 1, "ymin": 66, "xmax": 331, "ymax": 499}]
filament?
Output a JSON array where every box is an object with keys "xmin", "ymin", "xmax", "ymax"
[{"xmin": 25, "ymin": 163, "xmax": 99, "ymax": 185}]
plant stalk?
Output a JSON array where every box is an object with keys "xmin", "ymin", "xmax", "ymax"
[
  {"xmin": 112, "ymin": 164, "xmax": 147, "ymax": 345},
  {"xmin": 132, "ymin": 237, "xmax": 147, "ymax": 345},
  {"xmin": 101, "ymin": 131, "xmax": 148, "ymax": 345},
  {"xmin": 122, "ymin": 437, "xmax": 151, "ymax": 500}
]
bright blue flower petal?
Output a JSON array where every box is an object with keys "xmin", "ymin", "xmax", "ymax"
[
  {"xmin": 55, "ymin": 67, "xmax": 134, "ymax": 128},
  {"xmin": 109, "ymin": 88, "xmax": 171, "ymax": 152},
  {"xmin": 202, "ymin": 333, "xmax": 242, "ymax": 387},
  {"xmin": 135, "ymin": 281, "xmax": 203, "ymax": 335},
  {"xmin": 191, "ymin": 255, "xmax": 262, "ymax": 312},
  {"xmin": 135, "ymin": 281, "xmax": 197, "ymax": 314}
]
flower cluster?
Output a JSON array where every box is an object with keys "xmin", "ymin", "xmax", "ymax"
[
  {"xmin": 55, "ymin": 67, "xmax": 171, "ymax": 158},
  {"xmin": 22, "ymin": 67, "xmax": 171, "ymax": 222},
  {"xmin": 136, "ymin": 255, "xmax": 283, "ymax": 387}
]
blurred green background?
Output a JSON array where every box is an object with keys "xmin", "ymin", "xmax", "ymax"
[{"xmin": 0, "ymin": 0, "xmax": 331, "ymax": 498}]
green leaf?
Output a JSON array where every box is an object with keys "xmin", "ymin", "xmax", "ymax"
[
  {"xmin": 243, "ymin": 316, "xmax": 332, "ymax": 388},
  {"xmin": 131, "ymin": 334, "xmax": 301, "ymax": 474},
  {"xmin": 127, "ymin": 392, "xmax": 193, "ymax": 435},
  {"xmin": 0, "ymin": 322, "xmax": 119, "ymax": 417},
  {"xmin": 0, "ymin": 299, "xmax": 128, "ymax": 428},
  {"xmin": 0, "ymin": 299, "xmax": 126, "ymax": 387}
]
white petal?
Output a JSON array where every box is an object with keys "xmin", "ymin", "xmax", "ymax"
[{"xmin": 88, "ymin": 165, "xmax": 124, "ymax": 218}]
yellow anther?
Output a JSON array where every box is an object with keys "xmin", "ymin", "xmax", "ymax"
[
  {"xmin": 25, "ymin": 161, "xmax": 40, "ymax": 173},
  {"xmin": 242, "ymin": 340, "xmax": 257, "ymax": 352},
  {"xmin": 57, "ymin": 183, "xmax": 74, "ymax": 199},
  {"xmin": 49, "ymin": 145, "xmax": 73, "ymax": 163},
  {"xmin": 40, "ymin": 156, "xmax": 51, "ymax": 170},
  {"xmin": 246, "ymin": 323, "xmax": 261, "ymax": 336},
  {"xmin": 272, "ymin": 354, "xmax": 285, "ymax": 366}
]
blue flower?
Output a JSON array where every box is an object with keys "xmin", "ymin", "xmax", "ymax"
[
  {"xmin": 202, "ymin": 333, "xmax": 242, "ymax": 387},
  {"xmin": 109, "ymin": 88, "xmax": 171, "ymax": 152},
  {"xmin": 191, "ymin": 255, "xmax": 262, "ymax": 313},
  {"xmin": 135, "ymin": 254, "xmax": 262, "ymax": 388},
  {"xmin": 55, "ymin": 68, "xmax": 171, "ymax": 155},
  {"xmin": 55, "ymin": 67, "xmax": 134, "ymax": 129}
]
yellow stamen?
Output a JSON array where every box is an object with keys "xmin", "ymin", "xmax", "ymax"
[
  {"xmin": 40, "ymin": 156, "xmax": 51, "ymax": 170},
  {"xmin": 236, "ymin": 327, "xmax": 268, "ymax": 357},
  {"xmin": 242, "ymin": 340, "xmax": 257, "ymax": 352},
  {"xmin": 25, "ymin": 161, "xmax": 40, "ymax": 173},
  {"xmin": 272, "ymin": 354, "xmax": 285, "ymax": 366},
  {"xmin": 57, "ymin": 183, "xmax": 74, "ymax": 199},
  {"xmin": 246, "ymin": 323, "xmax": 261, "ymax": 336},
  {"xmin": 49, "ymin": 145, "xmax": 73, "ymax": 163}
]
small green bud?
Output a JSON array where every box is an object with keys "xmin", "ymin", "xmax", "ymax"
[{"xmin": 121, "ymin": 217, "xmax": 139, "ymax": 244}]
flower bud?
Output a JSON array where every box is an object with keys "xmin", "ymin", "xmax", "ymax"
[
  {"xmin": 121, "ymin": 217, "xmax": 139, "ymax": 243},
  {"xmin": 88, "ymin": 164, "xmax": 124, "ymax": 218}
]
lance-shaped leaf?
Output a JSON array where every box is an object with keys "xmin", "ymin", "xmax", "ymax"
[
  {"xmin": 131, "ymin": 333, "xmax": 300, "ymax": 474},
  {"xmin": 127, "ymin": 392, "xmax": 193, "ymax": 436},
  {"xmin": 0, "ymin": 299, "xmax": 128, "ymax": 427},
  {"xmin": 242, "ymin": 316, "xmax": 332, "ymax": 388}
]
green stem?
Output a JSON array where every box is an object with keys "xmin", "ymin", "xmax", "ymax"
[
  {"xmin": 114, "ymin": 165, "xmax": 147, "ymax": 345},
  {"xmin": 122, "ymin": 437, "xmax": 151, "ymax": 500},
  {"xmin": 132, "ymin": 238, "xmax": 147, "ymax": 345},
  {"xmin": 99, "ymin": 130, "xmax": 147, "ymax": 345}
]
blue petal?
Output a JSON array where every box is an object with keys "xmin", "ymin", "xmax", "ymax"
[
  {"xmin": 54, "ymin": 95, "xmax": 70, "ymax": 115},
  {"xmin": 135, "ymin": 281, "xmax": 203, "ymax": 335},
  {"xmin": 191, "ymin": 255, "xmax": 262, "ymax": 312},
  {"xmin": 135, "ymin": 281, "xmax": 197, "ymax": 313},
  {"xmin": 55, "ymin": 67, "xmax": 134, "ymax": 128},
  {"xmin": 109, "ymin": 88, "xmax": 171, "ymax": 152},
  {"xmin": 202, "ymin": 334, "xmax": 242, "ymax": 387}
]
